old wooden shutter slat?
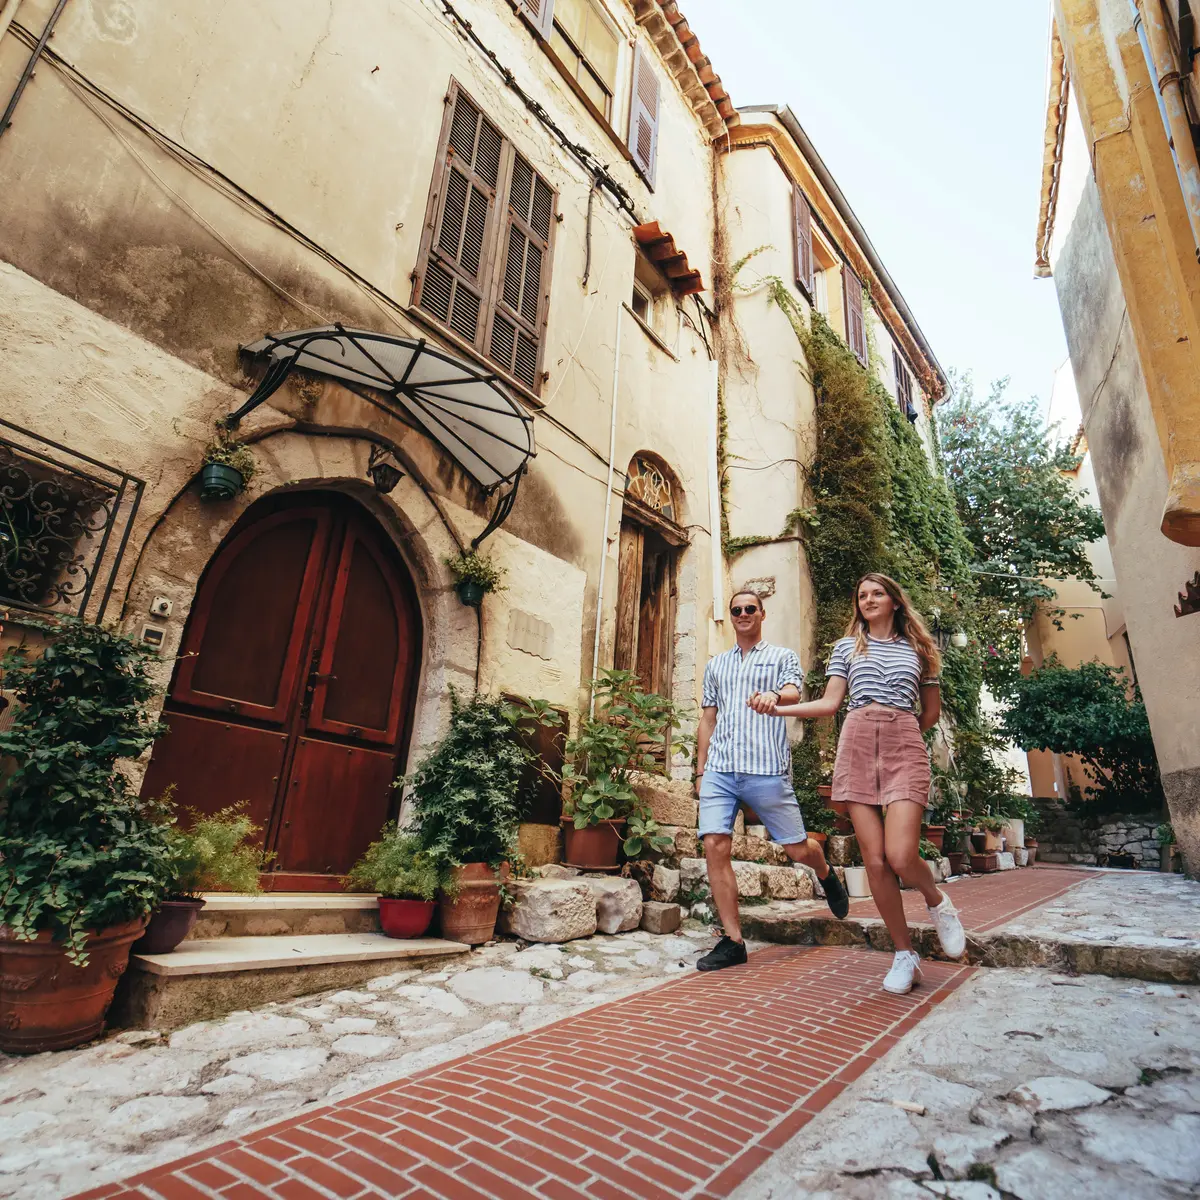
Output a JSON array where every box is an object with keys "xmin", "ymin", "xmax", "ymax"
[
  {"xmin": 416, "ymin": 87, "xmax": 503, "ymax": 350},
  {"xmin": 487, "ymin": 152, "xmax": 557, "ymax": 391},
  {"xmin": 515, "ymin": 0, "xmax": 555, "ymax": 39},
  {"xmin": 843, "ymin": 264, "xmax": 866, "ymax": 364},
  {"xmin": 614, "ymin": 521, "xmax": 644, "ymax": 674},
  {"xmin": 628, "ymin": 41, "xmax": 661, "ymax": 189},
  {"xmin": 793, "ymin": 186, "xmax": 814, "ymax": 297}
]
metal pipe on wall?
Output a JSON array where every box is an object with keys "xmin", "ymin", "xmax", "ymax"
[
  {"xmin": 588, "ymin": 302, "xmax": 624, "ymax": 716},
  {"xmin": 0, "ymin": 0, "xmax": 70, "ymax": 141},
  {"xmin": 1133, "ymin": 0, "xmax": 1200, "ymax": 259}
]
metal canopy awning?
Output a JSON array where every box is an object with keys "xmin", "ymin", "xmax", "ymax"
[{"xmin": 233, "ymin": 326, "xmax": 535, "ymax": 493}]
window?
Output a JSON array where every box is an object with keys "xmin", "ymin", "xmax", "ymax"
[
  {"xmin": 892, "ymin": 347, "xmax": 918, "ymax": 422},
  {"xmin": 415, "ymin": 84, "xmax": 558, "ymax": 393},
  {"xmin": 628, "ymin": 251, "xmax": 675, "ymax": 345},
  {"xmin": 631, "ymin": 279, "xmax": 652, "ymax": 322},
  {"xmin": 548, "ymin": 0, "xmax": 619, "ymax": 119},
  {"xmin": 793, "ymin": 186, "xmax": 814, "ymax": 298},
  {"xmin": 843, "ymin": 264, "xmax": 867, "ymax": 364}
]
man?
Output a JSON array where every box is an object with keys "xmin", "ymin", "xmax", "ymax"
[{"xmin": 694, "ymin": 588, "xmax": 849, "ymax": 971}]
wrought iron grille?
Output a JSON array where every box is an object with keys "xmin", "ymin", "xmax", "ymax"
[{"xmin": 0, "ymin": 417, "xmax": 144, "ymax": 624}]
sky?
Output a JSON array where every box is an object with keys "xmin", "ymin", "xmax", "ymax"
[{"xmin": 683, "ymin": 0, "xmax": 1069, "ymax": 417}]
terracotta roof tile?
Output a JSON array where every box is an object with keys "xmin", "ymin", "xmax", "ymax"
[{"xmin": 633, "ymin": 220, "xmax": 706, "ymax": 296}]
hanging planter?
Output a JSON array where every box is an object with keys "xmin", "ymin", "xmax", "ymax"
[
  {"xmin": 445, "ymin": 550, "xmax": 505, "ymax": 608},
  {"xmin": 198, "ymin": 430, "xmax": 256, "ymax": 502}
]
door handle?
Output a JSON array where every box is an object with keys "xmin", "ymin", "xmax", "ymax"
[{"xmin": 308, "ymin": 672, "xmax": 337, "ymax": 684}]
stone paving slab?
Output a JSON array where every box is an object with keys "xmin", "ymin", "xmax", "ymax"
[
  {"xmin": 64, "ymin": 947, "xmax": 972, "ymax": 1200},
  {"xmin": 732, "ymin": 966, "xmax": 1200, "ymax": 1199},
  {"xmin": 740, "ymin": 866, "xmax": 1200, "ymax": 983}
]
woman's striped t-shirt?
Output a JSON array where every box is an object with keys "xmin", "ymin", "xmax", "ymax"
[{"xmin": 826, "ymin": 635, "xmax": 939, "ymax": 712}]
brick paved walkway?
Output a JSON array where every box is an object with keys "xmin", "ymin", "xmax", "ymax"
[
  {"xmin": 76, "ymin": 947, "xmax": 973, "ymax": 1200},
  {"xmin": 847, "ymin": 863, "xmax": 1091, "ymax": 933}
]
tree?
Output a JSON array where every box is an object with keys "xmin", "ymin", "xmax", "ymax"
[
  {"xmin": 1001, "ymin": 658, "xmax": 1163, "ymax": 813},
  {"xmin": 938, "ymin": 375, "xmax": 1107, "ymax": 696}
]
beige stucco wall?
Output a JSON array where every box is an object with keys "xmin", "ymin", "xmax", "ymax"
[{"xmin": 0, "ymin": 0, "xmax": 722, "ymax": 747}]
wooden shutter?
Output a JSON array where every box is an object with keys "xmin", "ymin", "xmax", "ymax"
[
  {"xmin": 613, "ymin": 521, "xmax": 644, "ymax": 673},
  {"xmin": 843, "ymin": 264, "xmax": 866, "ymax": 364},
  {"xmin": 628, "ymin": 41, "xmax": 661, "ymax": 189},
  {"xmin": 487, "ymin": 152, "xmax": 556, "ymax": 390},
  {"xmin": 416, "ymin": 88, "xmax": 504, "ymax": 350},
  {"xmin": 793, "ymin": 186, "xmax": 814, "ymax": 297},
  {"xmin": 515, "ymin": 0, "xmax": 554, "ymax": 38}
]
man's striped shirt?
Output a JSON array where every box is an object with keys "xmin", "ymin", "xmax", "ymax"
[
  {"xmin": 826, "ymin": 635, "xmax": 939, "ymax": 713},
  {"xmin": 701, "ymin": 641, "xmax": 803, "ymax": 775}
]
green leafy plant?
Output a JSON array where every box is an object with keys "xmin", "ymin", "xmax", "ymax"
[
  {"xmin": 560, "ymin": 669, "xmax": 691, "ymax": 830},
  {"xmin": 445, "ymin": 550, "xmax": 506, "ymax": 594},
  {"xmin": 976, "ymin": 814, "xmax": 1006, "ymax": 833},
  {"xmin": 162, "ymin": 802, "xmax": 265, "ymax": 899},
  {"xmin": 622, "ymin": 814, "xmax": 673, "ymax": 858},
  {"xmin": 1002, "ymin": 657, "xmax": 1163, "ymax": 814},
  {"xmin": 346, "ymin": 828, "xmax": 441, "ymax": 900},
  {"xmin": 401, "ymin": 691, "xmax": 557, "ymax": 873},
  {"xmin": 1155, "ymin": 822, "xmax": 1176, "ymax": 848},
  {"xmin": 203, "ymin": 427, "xmax": 257, "ymax": 482},
  {"xmin": 918, "ymin": 839, "xmax": 942, "ymax": 861},
  {"xmin": 0, "ymin": 619, "xmax": 173, "ymax": 964}
]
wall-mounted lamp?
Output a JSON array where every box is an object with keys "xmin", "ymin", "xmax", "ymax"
[{"xmin": 367, "ymin": 445, "xmax": 404, "ymax": 495}]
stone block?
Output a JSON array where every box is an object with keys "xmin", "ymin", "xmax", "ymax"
[
  {"xmin": 734, "ymin": 810, "xmax": 745, "ymax": 834},
  {"xmin": 666, "ymin": 826, "xmax": 701, "ymax": 860},
  {"xmin": 746, "ymin": 824, "xmax": 768, "ymax": 840},
  {"xmin": 732, "ymin": 834, "xmax": 770, "ymax": 862},
  {"xmin": 621, "ymin": 859, "xmax": 655, "ymax": 899},
  {"xmin": 762, "ymin": 841, "xmax": 790, "ymax": 866},
  {"xmin": 535, "ymin": 863, "xmax": 580, "ymax": 879},
  {"xmin": 641, "ymin": 901, "xmax": 682, "ymax": 935},
  {"xmin": 582, "ymin": 877, "xmax": 643, "ymax": 934},
  {"xmin": 630, "ymin": 771, "xmax": 698, "ymax": 828},
  {"xmin": 827, "ymin": 834, "xmax": 859, "ymax": 867},
  {"xmin": 763, "ymin": 866, "xmax": 805, "ymax": 899},
  {"xmin": 732, "ymin": 861, "xmax": 763, "ymax": 898},
  {"xmin": 651, "ymin": 864, "xmax": 680, "ymax": 903},
  {"xmin": 497, "ymin": 879, "xmax": 597, "ymax": 943},
  {"xmin": 679, "ymin": 857, "xmax": 708, "ymax": 890},
  {"xmin": 996, "ymin": 852, "xmax": 1017, "ymax": 871}
]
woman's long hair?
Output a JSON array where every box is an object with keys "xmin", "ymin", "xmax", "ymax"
[{"xmin": 844, "ymin": 573, "xmax": 942, "ymax": 680}]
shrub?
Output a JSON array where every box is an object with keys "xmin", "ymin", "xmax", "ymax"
[
  {"xmin": 162, "ymin": 803, "xmax": 265, "ymax": 899},
  {"xmin": 346, "ymin": 828, "xmax": 441, "ymax": 900},
  {"xmin": 445, "ymin": 550, "xmax": 506, "ymax": 593},
  {"xmin": 0, "ymin": 619, "xmax": 173, "ymax": 964}
]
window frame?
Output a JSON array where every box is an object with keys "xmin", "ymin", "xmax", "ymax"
[{"xmin": 547, "ymin": 0, "xmax": 620, "ymax": 122}]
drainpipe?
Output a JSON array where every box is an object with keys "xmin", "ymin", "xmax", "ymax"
[
  {"xmin": 707, "ymin": 358, "xmax": 724, "ymax": 625},
  {"xmin": 1133, "ymin": 0, "xmax": 1200, "ymax": 260},
  {"xmin": 588, "ymin": 303, "xmax": 623, "ymax": 715},
  {"xmin": 0, "ymin": 0, "xmax": 70, "ymax": 142}
]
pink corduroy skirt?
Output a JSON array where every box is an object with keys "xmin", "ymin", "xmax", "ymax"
[{"xmin": 832, "ymin": 703, "xmax": 931, "ymax": 808}]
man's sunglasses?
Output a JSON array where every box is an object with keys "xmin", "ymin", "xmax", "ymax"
[{"xmin": 730, "ymin": 604, "xmax": 759, "ymax": 616}]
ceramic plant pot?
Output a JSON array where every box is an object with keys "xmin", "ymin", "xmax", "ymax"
[
  {"xmin": 982, "ymin": 830, "xmax": 1002, "ymax": 853},
  {"xmin": 438, "ymin": 864, "xmax": 506, "ymax": 945},
  {"xmin": 843, "ymin": 865, "xmax": 870, "ymax": 898},
  {"xmin": 378, "ymin": 897, "xmax": 436, "ymax": 939},
  {"xmin": 199, "ymin": 462, "xmax": 244, "ymax": 501},
  {"xmin": 132, "ymin": 898, "xmax": 206, "ymax": 955},
  {"xmin": 561, "ymin": 817, "xmax": 624, "ymax": 870},
  {"xmin": 0, "ymin": 918, "xmax": 147, "ymax": 1054},
  {"xmin": 946, "ymin": 851, "xmax": 966, "ymax": 876},
  {"xmin": 455, "ymin": 580, "xmax": 486, "ymax": 607}
]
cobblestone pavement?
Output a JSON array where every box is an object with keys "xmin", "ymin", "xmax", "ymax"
[
  {"xmin": 66, "ymin": 947, "xmax": 972, "ymax": 1200},
  {"xmin": 0, "ymin": 928, "xmax": 718, "ymax": 1199},
  {"xmin": 733, "ymin": 967, "xmax": 1200, "ymax": 1200}
]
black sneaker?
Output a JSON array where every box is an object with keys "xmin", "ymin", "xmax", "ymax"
[
  {"xmin": 821, "ymin": 869, "xmax": 850, "ymax": 919},
  {"xmin": 696, "ymin": 935, "xmax": 748, "ymax": 972}
]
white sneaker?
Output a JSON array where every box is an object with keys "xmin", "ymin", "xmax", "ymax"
[
  {"xmin": 883, "ymin": 950, "xmax": 922, "ymax": 994},
  {"xmin": 928, "ymin": 891, "xmax": 966, "ymax": 958}
]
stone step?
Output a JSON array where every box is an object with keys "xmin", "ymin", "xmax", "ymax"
[
  {"xmin": 191, "ymin": 892, "xmax": 381, "ymax": 939},
  {"xmin": 110, "ymin": 932, "xmax": 469, "ymax": 1032}
]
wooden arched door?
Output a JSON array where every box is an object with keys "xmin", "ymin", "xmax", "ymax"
[{"xmin": 141, "ymin": 491, "xmax": 422, "ymax": 889}]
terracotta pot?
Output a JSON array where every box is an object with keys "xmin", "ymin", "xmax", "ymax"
[
  {"xmin": 0, "ymin": 918, "xmax": 147, "ymax": 1054},
  {"xmin": 1026, "ymin": 842, "xmax": 1039, "ymax": 864},
  {"xmin": 924, "ymin": 826, "xmax": 946, "ymax": 853},
  {"xmin": 982, "ymin": 830, "xmax": 1002, "ymax": 853},
  {"xmin": 132, "ymin": 899, "xmax": 206, "ymax": 955},
  {"xmin": 438, "ymin": 864, "xmax": 505, "ymax": 945},
  {"xmin": 807, "ymin": 832, "xmax": 828, "ymax": 847},
  {"xmin": 970, "ymin": 852, "xmax": 999, "ymax": 874},
  {"xmin": 378, "ymin": 897, "xmax": 435, "ymax": 939},
  {"xmin": 561, "ymin": 817, "xmax": 624, "ymax": 870},
  {"xmin": 969, "ymin": 831, "xmax": 987, "ymax": 853},
  {"xmin": 946, "ymin": 851, "xmax": 966, "ymax": 876}
]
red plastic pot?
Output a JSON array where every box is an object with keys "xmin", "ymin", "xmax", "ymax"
[
  {"xmin": 561, "ymin": 818, "xmax": 624, "ymax": 870},
  {"xmin": 0, "ymin": 918, "xmax": 147, "ymax": 1054},
  {"xmin": 378, "ymin": 897, "xmax": 435, "ymax": 939},
  {"xmin": 132, "ymin": 898, "xmax": 206, "ymax": 955}
]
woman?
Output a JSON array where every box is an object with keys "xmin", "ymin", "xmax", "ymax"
[{"xmin": 751, "ymin": 573, "xmax": 965, "ymax": 993}]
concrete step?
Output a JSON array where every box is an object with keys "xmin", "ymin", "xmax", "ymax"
[
  {"xmin": 190, "ymin": 892, "xmax": 381, "ymax": 939},
  {"xmin": 110, "ymin": 932, "xmax": 469, "ymax": 1032}
]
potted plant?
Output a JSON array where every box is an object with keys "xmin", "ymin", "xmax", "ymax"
[
  {"xmin": 977, "ymin": 814, "xmax": 1005, "ymax": 852},
  {"xmin": 918, "ymin": 838, "xmax": 943, "ymax": 882},
  {"xmin": 1156, "ymin": 822, "xmax": 1178, "ymax": 873},
  {"xmin": 0, "ymin": 620, "xmax": 173, "ymax": 1053},
  {"xmin": 404, "ymin": 692, "xmax": 556, "ymax": 944},
  {"xmin": 199, "ymin": 427, "xmax": 257, "ymax": 501},
  {"xmin": 559, "ymin": 670, "xmax": 688, "ymax": 870},
  {"xmin": 347, "ymin": 828, "xmax": 441, "ymax": 938},
  {"xmin": 445, "ymin": 550, "xmax": 505, "ymax": 608},
  {"xmin": 133, "ymin": 804, "xmax": 265, "ymax": 955},
  {"xmin": 1024, "ymin": 837, "xmax": 1039, "ymax": 864}
]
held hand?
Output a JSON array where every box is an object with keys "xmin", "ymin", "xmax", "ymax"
[
  {"xmin": 694, "ymin": 772, "xmax": 703, "ymax": 798},
  {"xmin": 747, "ymin": 690, "xmax": 779, "ymax": 715}
]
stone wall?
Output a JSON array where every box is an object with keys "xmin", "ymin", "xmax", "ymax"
[{"xmin": 1034, "ymin": 798, "xmax": 1164, "ymax": 869}]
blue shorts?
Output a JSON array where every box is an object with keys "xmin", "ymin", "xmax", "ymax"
[{"xmin": 698, "ymin": 770, "xmax": 807, "ymax": 844}]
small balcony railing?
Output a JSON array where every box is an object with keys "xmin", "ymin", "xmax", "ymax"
[{"xmin": 0, "ymin": 416, "xmax": 145, "ymax": 625}]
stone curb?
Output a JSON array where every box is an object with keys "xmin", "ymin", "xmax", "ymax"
[{"xmin": 738, "ymin": 909, "xmax": 1200, "ymax": 984}]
